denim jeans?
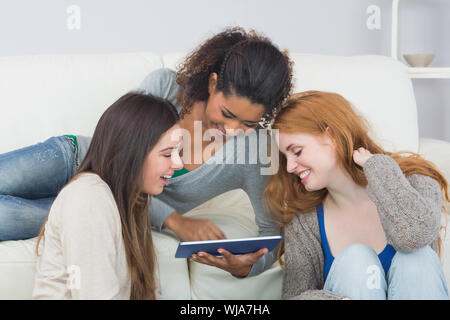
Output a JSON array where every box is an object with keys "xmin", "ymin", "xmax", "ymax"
[
  {"xmin": 0, "ymin": 136, "xmax": 77, "ymax": 241},
  {"xmin": 324, "ymin": 243, "xmax": 449, "ymax": 300}
]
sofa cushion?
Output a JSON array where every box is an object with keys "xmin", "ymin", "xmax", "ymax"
[
  {"xmin": 0, "ymin": 238, "xmax": 38, "ymax": 299},
  {"xmin": 184, "ymin": 189, "xmax": 283, "ymax": 300},
  {"xmin": 0, "ymin": 231, "xmax": 192, "ymax": 300},
  {"xmin": 151, "ymin": 230, "xmax": 192, "ymax": 300}
]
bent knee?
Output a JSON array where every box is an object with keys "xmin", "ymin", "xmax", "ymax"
[
  {"xmin": 391, "ymin": 245, "xmax": 439, "ymax": 272},
  {"xmin": 332, "ymin": 244, "xmax": 382, "ymax": 273}
]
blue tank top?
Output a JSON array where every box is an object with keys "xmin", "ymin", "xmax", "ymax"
[{"xmin": 316, "ymin": 203, "xmax": 396, "ymax": 280}]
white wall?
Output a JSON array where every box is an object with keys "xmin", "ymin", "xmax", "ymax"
[{"xmin": 0, "ymin": 0, "xmax": 448, "ymax": 141}]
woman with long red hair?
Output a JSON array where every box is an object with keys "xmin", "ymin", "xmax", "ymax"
[{"xmin": 265, "ymin": 91, "xmax": 449, "ymax": 300}]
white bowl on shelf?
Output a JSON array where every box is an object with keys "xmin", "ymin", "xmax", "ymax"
[{"xmin": 403, "ymin": 54, "xmax": 435, "ymax": 67}]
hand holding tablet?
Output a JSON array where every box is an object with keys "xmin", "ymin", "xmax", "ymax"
[{"xmin": 175, "ymin": 235, "xmax": 282, "ymax": 258}]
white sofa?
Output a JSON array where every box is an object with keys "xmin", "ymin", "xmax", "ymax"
[{"xmin": 0, "ymin": 52, "xmax": 449, "ymax": 299}]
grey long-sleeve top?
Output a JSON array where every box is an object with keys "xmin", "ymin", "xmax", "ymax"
[
  {"xmin": 283, "ymin": 154, "xmax": 443, "ymax": 300},
  {"xmin": 77, "ymin": 68, "xmax": 280, "ymax": 277}
]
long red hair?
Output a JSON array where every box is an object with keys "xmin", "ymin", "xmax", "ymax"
[{"xmin": 264, "ymin": 91, "xmax": 449, "ymax": 259}]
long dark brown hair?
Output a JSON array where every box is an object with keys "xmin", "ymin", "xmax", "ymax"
[
  {"xmin": 176, "ymin": 26, "xmax": 293, "ymax": 126},
  {"xmin": 36, "ymin": 92, "xmax": 179, "ymax": 299}
]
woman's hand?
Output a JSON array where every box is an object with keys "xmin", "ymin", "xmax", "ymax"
[
  {"xmin": 164, "ymin": 212, "xmax": 267, "ymax": 277},
  {"xmin": 164, "ymin": 212, "xmax": 226, "ymax": 241},
  {"xmin": 353, "ymin": 147, "xmax": 373, "ymax": 167},
  {"xmin": 190, "ymin": 248, "xmax": 268, "ymax": 278}
]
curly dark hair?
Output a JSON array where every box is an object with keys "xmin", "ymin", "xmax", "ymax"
[{"xmin": 175, "ymin": 27, "xmax": 293, "ymax": 127}]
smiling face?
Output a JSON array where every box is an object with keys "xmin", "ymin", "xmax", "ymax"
[
  {"xmin": 278, "ymin": 131, "xmax": 339, "ymax": 192},
  {"xmin": 141, "ymin": 124, "xmax": 184, "ymax": 195},
  {"xmin": 204, "ymin": 73, "xmax": 266, "ymax": 137}
]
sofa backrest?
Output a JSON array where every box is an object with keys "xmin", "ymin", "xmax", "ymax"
[
  {"xmin": 162, "ymin": 52, "xmax": 419, "ymax": 154},
  {"xmin": 290, "ymin": 53, "xmax": 419, "ymax": 153},
  {"xmin": 0, "ymin": 53, "xmax": 162, "ymax": 153},
  {"xmin": 0, "ymin": 52, "xmax": 419, "ymax": 154}
]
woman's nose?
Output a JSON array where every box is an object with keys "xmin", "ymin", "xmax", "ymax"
[
  {"xmin": 286, "ymin": 157, "xmax": 298, "ymax": 174},
  {"xmin": 171, "ymin": 153, "xmax": 184, "ymax": 170},
  {"xmin": 223, "ymin": 120, "xmax": 243, "ymax": 136}
]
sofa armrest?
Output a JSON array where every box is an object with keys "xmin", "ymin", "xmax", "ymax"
[
  {"xmin": 418, "ymin": 137, "xmax": 450, "ymax": 284},
  {"xmin": 419, "ymin": 138, "xmax": 450, "ymax": 181},
  {"xmin": 418, "ymin": 137, "xmax": 450, "ymax": 223},
  {"xmin": 0, "ymin": 238, "xmax": 38, "ymax": 299},
  {"xmin": 419, "ymin": 138, "xmax": 450, "ymax": 210}
]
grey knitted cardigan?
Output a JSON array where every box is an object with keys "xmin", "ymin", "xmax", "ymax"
[{"xmin": 283, "ymin": 154, "xmax": 443, "ymax": 300}]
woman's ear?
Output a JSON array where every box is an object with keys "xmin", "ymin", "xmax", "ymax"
[
  {"xmin": 208, "ymin": 73, "xmax": 218, "ymax": 95},
  {"xmin": 322, "ymin": 127, "xmax": 335, "ymax": 147}
]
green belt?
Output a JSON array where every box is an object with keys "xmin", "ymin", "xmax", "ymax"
[
  {"xmin": 63, "ymin": 134, "xmax": 78, "ymax": 149},
  {"xmin": 172, "ymin": 167, "xmax": 189, "ymax": 178}
]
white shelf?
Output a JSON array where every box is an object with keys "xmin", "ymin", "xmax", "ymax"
[
  {"xmin": 392, "ymin": 0, "xmax": 450, "ymax": 79},
  {"xmin": 408, "ymin": 67, "xmax": 450, "ymax": 79}
]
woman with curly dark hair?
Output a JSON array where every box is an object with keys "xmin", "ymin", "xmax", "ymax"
[{"xmin": 0, "ymin": 27, "xmax": 293, "ymax": 278}]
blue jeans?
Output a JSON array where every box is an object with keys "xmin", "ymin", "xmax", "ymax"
[
  {"xmin": 324, "ymin": 243, "xmax": 449, "ymax": 300},
  {"xmin": 0, "ymin": 136, "xmax": 77, "ymax": 241}
]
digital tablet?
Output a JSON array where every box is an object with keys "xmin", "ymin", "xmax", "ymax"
[{"xmin": 175, "ymin": 235, "xmax": 282, "ymax": 258}]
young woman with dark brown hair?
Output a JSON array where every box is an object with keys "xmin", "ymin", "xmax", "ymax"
[{"xmin": 32, "ymin": 92, "xmax": 183, "ymax": 299}]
